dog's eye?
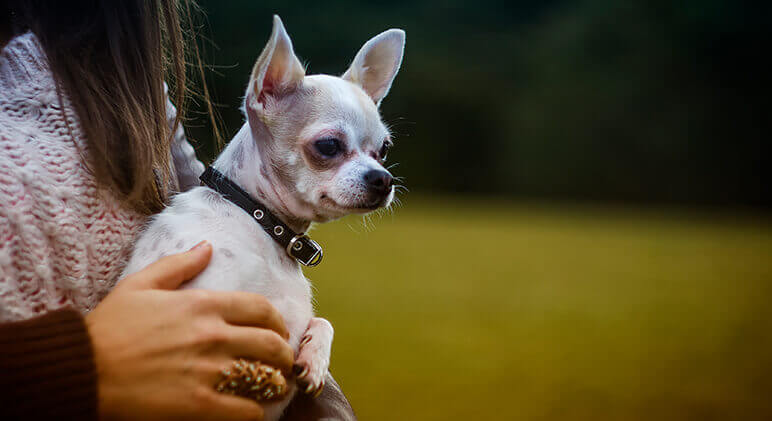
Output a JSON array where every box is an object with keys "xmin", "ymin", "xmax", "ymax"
[
  {"xmin": 379, "ymin": 143, "xmax": 391, "ymax": 161},
  {"xmin": 314, "ymin": 138, "xmax": 342, "ymax": 157}
]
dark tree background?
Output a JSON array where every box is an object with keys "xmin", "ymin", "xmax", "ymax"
[{"xmin": 187, "ymin": 0, "xmax": 770, "ymax": 208}]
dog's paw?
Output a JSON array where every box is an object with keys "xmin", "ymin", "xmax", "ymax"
[
  {"xmin": 294, "ymin": 333, "xmax": 328, "ymax": 397},
  {"xmin": 293, "ymin": 318, "xmax": 333, "ymax": 397}
]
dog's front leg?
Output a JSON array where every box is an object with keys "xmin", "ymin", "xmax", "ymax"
[{"xmin": 294, "ymin": 317, "xmax": 334, "ymax": 397}]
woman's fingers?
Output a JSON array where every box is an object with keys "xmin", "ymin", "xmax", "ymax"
[
  {"xmin": 210, "ymin": 291, "xmax": 289, "ymax": 339},
  {"xmin": 121, "ymin": 241, "xmax": 213, "ymax": 291},
  {"xmin": 223, "ymin": 326, "xmax": 294, "ymax": 374}
]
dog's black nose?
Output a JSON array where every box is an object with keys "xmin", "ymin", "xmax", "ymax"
[{"xmin": 363, "ymin": 169, "xmax": 393, "ymax": 193}]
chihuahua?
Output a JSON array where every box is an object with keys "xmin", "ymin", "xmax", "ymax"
[{"xmin": 122, "ymin": 15, "xmax": 404, "ymax": 420}]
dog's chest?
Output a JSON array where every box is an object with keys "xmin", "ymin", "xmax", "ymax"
[
  {"xmin": 195, "ymin": 244, "xmax": 312, "ymax": 345},
  {"xmin": 129, "ymin": 187, "xmax": 315, "ymax": 345},
  {"xmin": 195, "ymin": 226, "xmax": 313, "ymax": 344}
]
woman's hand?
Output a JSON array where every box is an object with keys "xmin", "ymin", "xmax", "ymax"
[{"xmin": 86, "ymin": 241, "xmax": 293, "ymax": 420}]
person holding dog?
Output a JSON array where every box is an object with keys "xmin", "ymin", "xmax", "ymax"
[{"xmin": 0, "ymin": 1, "xmax": 354, "ymax": 419}]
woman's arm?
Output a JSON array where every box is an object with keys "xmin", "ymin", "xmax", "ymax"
[
  {"xmin": 1, "ymin": 242, "xmax": 295, "ymax": 421},
  {"xmin": 282, "ymin": 373, "xmax": 357, "ymax": 421},
  {"xmin": 0, "ymin": 308, "xmax": 99, "ymax": 419}
]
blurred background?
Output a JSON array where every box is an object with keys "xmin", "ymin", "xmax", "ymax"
[{"xmin": 188, "ymin": 0, "xmax": 771, "ymax": 419}]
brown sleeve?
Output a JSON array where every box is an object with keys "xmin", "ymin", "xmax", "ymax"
[
  {"xmin": 0, "ymin": 308, "xmax": 98, "ymax": 420},
  {"xmin": 281, "ymin": 372, "xmax": 357, "ymax": 421}
]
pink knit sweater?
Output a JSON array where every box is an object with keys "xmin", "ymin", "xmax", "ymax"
[{"xmin": 0, "ymin": 33, "xmax": 205, "ymax": 322}]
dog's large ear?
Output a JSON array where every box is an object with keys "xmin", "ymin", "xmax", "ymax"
[
  {"xmin": 342, "ymin": 29, "xmax": 405, "ymax": 106},
  {"xmin": 246, "ymin": 15, "xmax": 305, "ymax": 111}
]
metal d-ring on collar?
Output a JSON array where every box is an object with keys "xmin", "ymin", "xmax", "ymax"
[
  {"xmin": 287, "ymin": 234, "xmax": 323, "ymax": 266},
  {"xmin": 199, "ymin": 167, "xmax": 324, "ymax": 267}
]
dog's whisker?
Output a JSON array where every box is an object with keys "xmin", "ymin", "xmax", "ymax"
[
  {"xmin": 386, "ymin": 201, "xmax": 396, "ymax": 217},
  {"xmin": 384, "ymin": 117, "xmax": 416, "ymax": 130},
  {"xmin": 393, "ymin": 184, "xmax": 409, "ymax": 193},
  {"xmin": 359, "ymin": 214, "xmax": 372, "ymax": 232},
  {"xmin": 345, "ymin": 220, "xmax": 361, "ymax": 234},
  {"xmin": 362, "ymin": 215, "xmax": 373, "ymax": 233}
]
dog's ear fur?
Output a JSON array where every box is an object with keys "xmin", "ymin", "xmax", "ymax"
[
  {"xmin": 247, "ymin": 15, "xmax": 305, "ymax": 111},
  {"xmin": 342, "ymin": 29, "xmax": 405, "ymax": 106}
]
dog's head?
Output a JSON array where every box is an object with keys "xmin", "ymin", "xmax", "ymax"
[{"xmin": 244, "ymin": 16, "xmax": 405, "ymax": 222}]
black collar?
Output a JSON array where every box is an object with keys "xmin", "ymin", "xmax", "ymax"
[{"xmin": 199, "ymin": 167, "xmax": 323, "ymax": 266}]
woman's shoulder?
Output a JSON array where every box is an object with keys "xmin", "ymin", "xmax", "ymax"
[
  {"xmin": 0, "ymin": 32, "xmax": 73, "ymax": 150},
  {"xmin": 0, "ymin": 66, "xmax": 84, "ymax": 186},
  {"xmin": 0, "ymin": 32, "xmax": 53, "ymax": 99},
  {"xmin": 0, "ymin": 32, "xmax": 86, "ymax": 167},
  {"xmin": 0, "ymin": 35, "xmax": 147, "ymax": 322}
]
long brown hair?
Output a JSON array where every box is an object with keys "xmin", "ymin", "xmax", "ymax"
[{"xmin": 4, "ymin": 0, "xmax": 220, "ymax": 214}]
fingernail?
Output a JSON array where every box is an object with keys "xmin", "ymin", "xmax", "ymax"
[{"xmin": 190, "ymin": 240, "xmax": 208, "ymax": 251}]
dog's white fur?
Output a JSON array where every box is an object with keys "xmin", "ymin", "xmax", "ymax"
[{"xmin": 122, "ymin": 16, "xmax": 404, "ymax": 419}]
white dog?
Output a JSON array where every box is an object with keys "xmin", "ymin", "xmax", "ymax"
[{"xmin": 122, "ymin": 15, "xmax": 404, "ymax": 420}]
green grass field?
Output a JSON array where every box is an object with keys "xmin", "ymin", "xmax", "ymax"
[{"xmin": 305, "ymin": 196, "xmax": 772, "ymax": 420}]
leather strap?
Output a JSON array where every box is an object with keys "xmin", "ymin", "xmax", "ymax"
[{"xmin": 199, "ymin": 167, "xmax": 323, "ymax": 266}]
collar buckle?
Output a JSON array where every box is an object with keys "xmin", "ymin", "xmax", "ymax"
[
  {"xmin": 287, "ymin": 234, "xmax": 324, "ymax": 267},
  {"xmin": 201, "ymin": 167, "xmax": 325, "ymax": 267}
]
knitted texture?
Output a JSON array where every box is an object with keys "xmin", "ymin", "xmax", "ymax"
[
  {"xmin": 0, "ymin": 308, "xmax": 98, "ymax": 419},
  {"xmin": 0, "ymin": 33, "xmax": 204, "ymax": 322}
]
